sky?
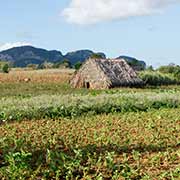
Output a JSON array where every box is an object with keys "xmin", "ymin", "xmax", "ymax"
[{"xmin": 0, "ymin": 0, "xmax": 180, "ymax": 67}]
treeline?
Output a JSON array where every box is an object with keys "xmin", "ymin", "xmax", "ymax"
[
  {"xmin": 18, "ymin": 59, "xmax": 82, "ymax": 70},
  {"xmin": 27, "ymin": 59, "xmax": 73, "ymax": 70},
  {"xmin": 0, "ymin": 54, "xmax": 105, "ymax": 72},
  {"xmin": 26, "ymin": 54, "xmax": 103, "ymax": 70},
  {"xmin": 0, "ymin": 59, "xmax": 82, "ymax": 73},
  {"xmin": 139, "ymin": 64, "xmax": 180, "ymax": 86}
]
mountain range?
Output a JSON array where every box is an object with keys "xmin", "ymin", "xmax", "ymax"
[{"xmin": 0, "ymin": 46, "xmax": 146, "ymax": 69}]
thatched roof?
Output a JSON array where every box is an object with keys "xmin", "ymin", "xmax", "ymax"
[
  {"xmin": 93, "ymin": 58, "xmax": 143, "ymax": 87},
  {"xmin": 70, "ymin": 58, "xmax": 143, "ymax": 89}
]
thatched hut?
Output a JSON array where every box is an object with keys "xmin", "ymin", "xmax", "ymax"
[{"xmin": 70, "ymin": 58, "xmax": 143, "ymax": 89}]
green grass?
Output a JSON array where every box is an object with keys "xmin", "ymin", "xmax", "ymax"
[
  {"xmin": 0, "ymin": 83, "xmax": 80, "ymax": 98},
  {"xmin": 0, "ymin": 108, "xmax": 179, "ymax": 179},
  {"xmin": 0, "ymin": 81, "xmax": 180, "ymax": 98}
]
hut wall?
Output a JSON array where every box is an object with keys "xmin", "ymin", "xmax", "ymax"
[{"xmin": 70, "ymin": 59, "xmax": 110, "ymax": 89}]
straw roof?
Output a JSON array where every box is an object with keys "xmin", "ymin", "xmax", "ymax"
[{"xmin": 70, "ymin": 58, "xmax": 143, "ymax": 89}]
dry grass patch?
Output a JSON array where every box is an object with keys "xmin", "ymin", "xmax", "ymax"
[{"xmin": 0, "ymin": 68, "xmax": 74, "ymax": 83}]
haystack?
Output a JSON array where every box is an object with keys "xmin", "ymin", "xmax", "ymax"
[{"xmin": 70, "ymin": 58, "xmax": 143, "ymax": 89}]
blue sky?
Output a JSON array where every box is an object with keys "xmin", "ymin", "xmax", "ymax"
[{"xmin": 0, "ymin": 0, "xmax": 180, "ymax": 67}]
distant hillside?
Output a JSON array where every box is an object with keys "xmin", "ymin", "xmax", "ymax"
[
  {"xmin": 117, "ymin": 55, "xmax": 146, "ymax": 71},
  {"xmin": 0, "ymin": 46, "xmax": 106, "ymax": 67},
  {"xmin": 0, "ymin": 46, "xmax": 64, "ymax": 67},
  {"xmin": 0, "ymin": 46, "xmax": 145, "ymax": 69},
  {"xmin": 64, "ymin": 50, "xmax": 106, "ymax": 65}
]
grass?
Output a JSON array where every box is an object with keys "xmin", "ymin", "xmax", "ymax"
[
  {"xmin": 0, "ymin": 69, "xmax": 180, "ymax": 179},
  {"xmin": 0, "ymin": 108, "xmax": 180, "ymax": 179}
]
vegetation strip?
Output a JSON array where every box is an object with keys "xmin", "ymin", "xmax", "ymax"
[{"xmin": 0, "ymin": 92, "xmax": 180, "ymax": 121}]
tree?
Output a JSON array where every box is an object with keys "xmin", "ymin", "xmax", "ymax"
[
  {"xmin": 51, "ymin": 59, "xmax": 72, "ymax": 69},
  {"xmin": 56, "ymin": 59, "xmax": 72, "ymax": 68},
  {"xmin": 74, "ymin": 61, "xmax": 82, "ymax": 70},
  {"xmin": 146, "ymin": 65, "xmax": 154, "ymax": 71},
  {"xmin": 2, "ymin": 64, "xmax": 10, "ymax": 73},
  {"xmin": 38, "ymin": 61, "xmax": 54, "ymax": 69},
  {"xmin": 158, "ymin": 65, "xmax": 180, "ymax": 74},
  {"xmin": 62, "ymin": 59, "xmax": 72, "ymax": 68},
  {"xmin": 90, "ymin": 53, "xmax": 104, "ymax": 59}
]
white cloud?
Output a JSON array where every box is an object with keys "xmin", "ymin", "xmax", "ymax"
[
  {"xmin": 0, "ymin": 42, "xmax": 32, "ymax": 51},
  {"xmin": 62, "ymin": 0, "xmax": 179, "ymax": 25}
]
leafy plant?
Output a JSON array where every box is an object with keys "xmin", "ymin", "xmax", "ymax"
[
  {"xmin": 2, "ymin": 64, "xmax": 10, "ymax": 73},
  {"xmin": 74, "ymin": 61, "xmax": 82, "ymax": 70}
]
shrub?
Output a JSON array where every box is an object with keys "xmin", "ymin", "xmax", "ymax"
[
  {"xmin": 2, "ymin": 64, "xmax": 10, "ymax": 73},
  {"xmin": 53, "ymin": 59, "xmax": 72, "ymax": 69},
  {"xmin": 146, "ymin": 65, "xmax": 154, "ymax": 71},
  {"xmin": 74, "ymin": 61, "xmax": 82, "ymax": 70},
  {"xmin": 158, "ymin": 65, "xmax": 180, "ymax": 81},
  {"xmin": 174, "ymin": 68, "xmax": 180, "ymax": 79},
  {"xmin": 39, "ymin": 61, "xmax": 54, "ymax": 69},
  {"xmin": 158, "ymin": 65, "xmax": 180, "ymax": 74},
  {"xmin": 139, "ymin": 71, "xmax": 178, "ymax": 86}
]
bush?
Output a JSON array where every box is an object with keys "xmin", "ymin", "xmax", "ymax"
[
  {"xmin": 74, "ymin": 61, "xmax": 82, "ymax": 70},
  {"xmin": 2, "ymin": 64, "xmax": 10, "ymax": 73},
  {"xmin": 158, "ymin": 65, "xmax": 180, "ymax": 74},
  {"xmin": 39, "ymin": 61, "xmax": 54, "ymax": 69},
  {"xmin": 174, "ymin": 68, "xmax": 180, "ymax": 79},
  {"xmin": 139, "ymin": 71, "xmax": 178, "ymax": 86},
  {"xmin": 53, "ymin": 59, "xmax": 72, "ymax": 69}
]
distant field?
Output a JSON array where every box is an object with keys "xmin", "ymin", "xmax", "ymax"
[
  {"xmin": 0, "ymin": 69, "xmax": 180, "ymax": 179},
  {"xmin": 0, "ymin": 68, "xmax": 74, "ymax": 83},
  {"xmin": 0, "ymin": 68, "xmax": 180, "ymax": 98}
]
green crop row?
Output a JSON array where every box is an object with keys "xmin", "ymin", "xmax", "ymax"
[{"xmin": 0, "ymin": 92, "xmax": 180, "ymax": 121}]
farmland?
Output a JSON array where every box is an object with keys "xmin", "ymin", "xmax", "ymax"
[{"xmin": 0, "ymin": 69, "xmax": 180, "ymax": 180}]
